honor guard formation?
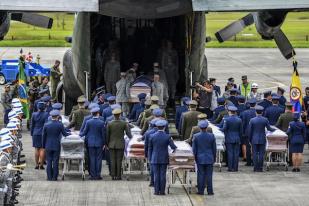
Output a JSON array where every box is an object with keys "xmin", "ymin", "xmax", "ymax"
[{"xmin": 1, "ymin": 54, "xmax": 309, "ymax": 205}]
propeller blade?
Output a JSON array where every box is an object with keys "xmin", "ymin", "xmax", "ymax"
[
  {"xmin": 11, "ymin": 13, "xmax": 53, "ymax": 29},
  {"xmin": 215, "ymin": 13, "xmax": 254, "ymax": 42},
  {"xmin": 273, "ymin": 29, "xmax": 295, "ymax": 59}
]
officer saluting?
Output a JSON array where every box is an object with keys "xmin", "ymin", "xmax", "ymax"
[
  {"xmin": 79, "ymin": 107, "xmax": 105, "ymax": 180},
  {"xmin": 106, "ymin": 108, "xmax": 132, "ymax": 180},
  {"xmin": 248, "ymin": 106, "xmax": 275, "ymax": 172},
  {"xmin": 192, "ymin": 120, "xmax": 216, "ymax": 195},
  {"xmin": 221, "ymin": 106, "xmax": 242, "ymax": 172},
  {"xmin": 42, "ymin": 110, "xmax": 70, "ymax": 181},
  {"xmin": 149, "ymin": 120, "xmax": 177, "ymax": 195}
]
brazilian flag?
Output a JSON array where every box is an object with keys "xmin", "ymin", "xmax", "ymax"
[{"xmin": 18, "ymin": 55, "xmax": 30, "ymax": 119}]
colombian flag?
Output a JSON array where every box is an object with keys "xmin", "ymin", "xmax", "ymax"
[
  {"xmin": 18, "ymin": 55, "xmax": 30, "ymax": 119},
  {"xmin": 290, "ymin": 63, "xmax": 303, "ymax": 113}
]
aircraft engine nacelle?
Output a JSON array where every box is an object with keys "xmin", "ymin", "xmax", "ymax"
[
  {"xmin": 254, "ymin": 11, "xmax": 288, "ymax": 40},
  {"xmin": 0, "ymin": 12, "xmax": 10, "ymax": 40}
]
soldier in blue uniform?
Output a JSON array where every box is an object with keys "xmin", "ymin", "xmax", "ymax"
[
  {"xmin": 80, "ymin": 107, "xmax": 106, "ymax": 180},
  {"xmin": 192, "ymin": 120, "xmax": 216, "ymax": 195},
  {"xmin": 129, "ymin": 93, "xmax": 147, "ymax": 122},
  {"xmin": 236, "ymin": 95, "xmax": 247, "ymax": 116},
  {"xmin": 240, "ymin": 98, "xmax": 257, "ymax": 166},
  {"xmin": 42, "ymin": 110, "xmax": 70, "ymax": 181},
  {"xmin": 102, "ymin": 96, "xmax": 116, "ymax": 121},
  {"xmin": 41, "ymin": 96, "xmax": 53, "ymax": 113},
  {"xmin": 258, "ymin": 90, "xmax": 272, "ymax": 110},
  {"xmin": 99, "ymin": 93, "xmax": 111, "ymax": 115},
  {"xmin": 277, "ymin": 87, "xmax": 287, "ymax": 108},
  {"xmin": 210, "ymin": 97, "xmax": 225, "ymax": 122},
  {"xmin": 264, "ymin": 95, "xmax": 285, "ymax": 125},
  {"xmin": 47, "ymin": 103, "xmax": 63, "ymax": 121},
  {"xmin": 248, "ymin": 106, "xmax": 275, "ymax": 172},
  {"xmin": 228, "ymin": 88, "xmax": 239, "ymax": 107},
  {"xmin": 33, "ymin": 88, "xmax": 49, "ymax": 112},
  {"xmin": 31, "ymin": 102, "xmax": 49, "ymax": 169},
  {"xmin": 149, "ymin": 120, "xmax": 177, "ymax": 195},
  {"xmin": 175, "ymin": 97, "xmax": 190, "ymax": 131},
  {"xmin": 303, "ymin": 87, "xmax": 309, "ymax": 111},
  {"xmin": 287, "ymin": 112, "xmax": 306, "ymax": 172},
  {"xmin": 221, "ymin": 106, "xmax": 242, "ymax": 172}
]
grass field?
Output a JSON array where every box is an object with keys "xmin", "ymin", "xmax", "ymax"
[{"xmin": 0, "ymin": 12, "xmax": 309, "ymax": 47}]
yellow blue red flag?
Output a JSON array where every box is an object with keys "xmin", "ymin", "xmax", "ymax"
[
  {"xmin": 18, "ymin": 55, "xmax": 30, "ymax": 119},
  {"xmin": 290, "ymin": 62, "xmax": 303, "ymax": 113}
]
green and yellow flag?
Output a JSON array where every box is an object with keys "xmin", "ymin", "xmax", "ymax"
[{"xmin": 18, "ymin": 56, "xmax": 30, "ymax": 119}]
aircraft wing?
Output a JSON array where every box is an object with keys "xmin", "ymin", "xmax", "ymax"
[
  {"xmin": 0, "ymin": 0, "xmax": 98, "ymax": 12},
  {"xmin": 192, "ymin": 0, "xmax": 309, "ymax": 11}
]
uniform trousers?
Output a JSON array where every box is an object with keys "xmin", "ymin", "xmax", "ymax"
[
  {"xmin": 109, "ymin": 149, "xmax": 124, "ymax": 178},
  {"xmin": 105, "ymin": 81, "xmax": 117, "ymax": 95},
  {"xmin": 197, "ymin": 164, "xmax": 214, "ymax": 194},
  {"xmin": 88, "ymin": 147, "xmax": 103, "ymax": 178},
  {"xmin": 244, "ymin": 136, "xmax": 252, "ymax": 165},
  {"xmin": 46, "ymin": 150, "xmax": 60, "ymax": 180},
  {"xmin": 252, "ymin": 144, "xmax": 266, "ymax": 171},
  {"xmin": 226, "ymin": 143, "xmax": 240, "ymax": 171},
  {"xmin": 152, "ymin": 164, "xmax": 167, "ymax": 194}
]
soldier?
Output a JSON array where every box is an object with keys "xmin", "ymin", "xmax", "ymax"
[
  {"xmin": 192, "ymin": 120, "xmax": 216, "ymax": 195},
  {"xmin": 180, "ymin": 100, "xmax": 201, "ymax": 141},
  {"xmin": 210, "ymin": 97, "xmax": 225, "ymax": 122},
  {"xmin": 227, "ymin": 88, "xmax": 239, "ymax": 107},
  {"xmin": 276, "ymin": 102, "xmax": 294, "ymax": 132},
  {"xmin": 80, "ymin": 107, "xmax": 105, "ymax": 180},
  {"xmin": 129, "ymin": 93, "xmax": 146, "ymax": 122},
  {"xmin": 162, "ymin": 57, "xmax": 178, "ymax": 105},
  {"xmin": 39, "ymin": 77, "xmax": 51, "ymax": 96},
  {"xmin": 240, "ymin": 98, "xmax": 257, "ymax": 166},
  {"xmin": 116, "ymin": 72, "xmax": 130, "ymax": 117},
  {"xmin": 1, "ymin": 84, "xmax": 12, "ymax": 125},
  {"xmin": 106, "ymin": 108, "xmax": 132, "ymax": 180},
  {"xmin": 149, "ymin": 119, "xmax": 177, "ymax": 195},
  {"xmin": 102, "ymin": 96, "xmax": 116, "ymax": 121},
  {"xmin": 210, "ymin": 78, "xmax": 221, "ymax": 97},
  {"xmin": 277, "ymin": 87, "xmax": 287, "ymax": 108},
  {"xmin": 236, "ymin": 95, "xmax": 247, "ymax": 116},
  {"xmin": 50, "ymin": 60, "xmax": 62, "ymax": 99},
  {"xmin": 42, "ymin": 110, "xmax": 70, "ymax": 181},
  {"xmin": 30, "ymin": 102, "xmax": 49, "ymax": 169},
  {"xmin": 238, "ymin": 75, "xmax": 251, "ymax": 99},
  {"xmin": 140, "ymin": 96, "xmax": 167, "ymax": 127},
  {"xmin": 137, "ymin": 99, "xmax": 151, "ymax": 127},
  {"xmin": 33, "ymin": 88, "xmax": 49, "ymax": 112},
  {"xmin": 47, "ymin": 103, "xmax": 63, "ymax": 121},
  {"xmin": 141, "ymin": 107, "xmax": 166, "ymax": 135},
  {"xmin": 258, "ymin": 90, "xmax": 272, "ymax": 110},
  {"xmin": 153, "ymin": 62, "xmax": 169, "ymax": 105},
  {"xmin": 41, "ymin": 96, "xmax": 53, "ymax": 113},
  {"xmin": 303, "ymin": 87, "xmax": 309, "ymax": 112},
  {"xmin": 67, "ymin": 96, "xmax": 90, "ymax": 130},
  {"xmin": 264, "ymin": 95, "xmax": 285, "ymax": 125},
  {"xmin": 185, "ymin": 113, "xmax": 213, "ymax": 144},
  {"xmin": 151, "ymin": 74, "xmax": 166, "ymax": 108},
  {"xmin": 248, "ymin": 106, "xmax": 275, "ymax": 172},
  {"xmin": 175, "ymin": 97, "xmax": 190, "ymax": 131},
  {"xmin": 99, "ymin": 93, "xmax": 112, "ymax": 115},
  {"xmin": 221, "ymin": 106, "xmax": 242, "ymax": 172},
  {"xmin": 104, "ymin": 53, "xmax": 120, "ymax": 95}
]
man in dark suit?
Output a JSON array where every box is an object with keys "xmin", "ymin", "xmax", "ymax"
[
  {"xmin": 149, "ymin": 119, "xmax": 177, "ymax": 195},
  {"xmin": 42, "ymin": 110, "xmax": 70, "ymax": 181},
  {"xmin": 192, "ymin": 120, "xmax": 216, "ymax": 195}
]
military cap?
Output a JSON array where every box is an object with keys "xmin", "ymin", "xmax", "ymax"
[
  {"xmin": 153, "ymin": 67, "xmax": 159, "ymax": 72},
  {"xmin": 111, "ymin": 104, "xmax": 121, "ymax": 110},
  {"xmin": 150, "ymin": 118, "xmax": 159, "ymax": 126},
  {"xmin": 145, "ymin": 99, "xmax": 152, "ymax": 106},
  {"xmin": 217, "ymin": 97, "xmax": 225, "ymax": 104},
  {"xmin": 11, "ymin": 98, "xmax": 21, "ymax": 104},
  {"xmin": 39, "ymin": 88, "xmax": 49, "ymax": 95},
  {"xmin": 112, "ymin": 108, "xmax": 122, "ymax": 115},
  {"xmin": 104, "ymin": 93, "xmax": 112, "ymax": 101},
  {"xmin": 237, "ymin": 95, "xmax": 245, "ymax": 102},
  {"xmin": 182, "ymin": 97, "xmax": 190, "ymax": 104},
  {"xmin": 241, "ymin": 75, "xmax": 248, "ymax": 80},
  {"xmin": 0, "ymin": 140, "xmax": 13, "ymax": 151},
  {"xmin": 0, "ymin": 128, "xmax": 10, "ymax": 136},
  {"xmin": 38, "ymin": 102, "xmax": 46, "ymax": 110},
  {"xmin": 90, "ymin": 107, "xmax": 100, "ymax": 113},
  {"xmin": 150, "ymin": 96, "xmax": 159, "ymax": 101},
  {"xmin": 138, "ymin": 93, "xmax": 147, "ymax": 100},
  {"xmin": 77, "ymin": 96, "xmax": 86, "ymax": 103},
  {"xmin": 52, "ymin": 103, "xmax": 62, "ymax": 110},
  {"xmin": 230, "ymin": 88, "xmax": 238, "ymax": 93},
  {"xmin": 153, "ymin": 108, "xmax": 163, "ymax": 116},
  {"xmin": 228, "ymin": 106, "xmax": 238, "ymax": 112},
  {"xmin": 271, "ymin": 95, "xmax": 280, "ymax": 100},
  {"xmin": 189, "ymin": 100, "xmax": 198, "ymax": 106},
  {"xmin": 277, "ymin": 87, "xmax": 285, "ymax": 93},
  {"xmin": 96, "ymin": 86, "xmax": 104, "ymax": 92},
  {"xmin": 50, "ymin": 110, "xmax": 60, "ymax": 116},
  {"xmin": 247, "ymin": 98, "xmax": 257, "ymax": 104},
  {"xmin": 197, "ymin": 113, "xmax": 207, "ymax": 119},
  {"xmin": 41, "ymin": 96, "xmax": 51, "ymax": 102},
  {"xmin": 150, "ymin": 104, "xmax": 160, "ymax": 110},
  {"xmin": 6, "ymin": 122, "xmax": 18, "ymax": 131},
  {"xmin": 8, "ymin": 111, "xmax": 17, "ymax": 119},
  {"xmin": 198, "ymin": 120, "xmax": 209, "ymax": 129},
  {"xmin": 88, "ymin": 103, "xmax": 99, "ymax": 110},
  {"xmin": 255, "ymin": 105, "xmax": 264, "ymax": 111},
  {"xmin": 155, "ymin": 119, "xmax": 167, "ymax": 127},
  {"xmin": 107, "ymin": 96, "xmax": 116, "ymax": 101},
  {"xmin": 226, "ymin": 102, "xmax": 235, "ymax": 107}
]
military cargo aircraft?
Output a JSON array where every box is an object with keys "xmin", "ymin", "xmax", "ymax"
[{"xmin": 1, "ymin": 0, "xmax": 309, "ymax": 113}]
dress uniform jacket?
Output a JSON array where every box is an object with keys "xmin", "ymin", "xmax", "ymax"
[
  {"xmin": 31, "ymin": 111, "xmax": 49, "ymax": 148},
  {"xmin": 187, "ymin": 126, "xmax": 213, "ymax": 144},
  {"xmin": 67, "ymin": 108, "xmax": 90, "ymax": 130},
  {"xmin": 80, "ymin": 117, "xmax": 106, "ymax": 147},
  {"xmin": 240, "ymin": 108, "xmax": 256, "ymax": 136},
  {"xmin": 106, "ymin": 120, "xmax": 132, "ymax": 149},
  {"xmin": 248, "ymin": 116, "xmax": 274, "ymax": 144},
  {"xmin": 175, "ymin": 105, "xmax": 188, "ymax": 130},
  {"xmin": 80, "ymin": 115, "xmax": 105, "ymax": 134},
  {"xmin": 237, "ymin": 104, "xmax": 247, "ymax": 116},
  {"xmin": 275, "ymin": 112, "xmax": 294, "ymax": 132},
  {"xmin": 180, "ymin": 110, "xmax": 201, "ymax": 140},
  {"xmin": 279, "ymin": 96, "xmax": 287, "ymax": 107},
  {"xmin": 228, "ymin": 96, "xmax": 238, "ymax": 107},
  {"xmin": 192, "ymin": 131, "xmax": 216, "ymax": 164},
  {"xmin": 102, "ymin": 106, "xmax": 113, "ymax": 121},
  {"xmin": 264, "ymin": 105, "xmax": 284, "ymax": 125},
  {"xmin": 222, "ymin": 115, "xmax": 242, "ymax": 143},
  {"xmin": 212, "ymin": 110, "xmax": 228, "ymax": 124},
  {"xmin": 287, "ymin": 121, "xmax": 306, "ymax": 145},
  {"xmin": 258, "ymin": 99, "xmax": 272, "ymax": 110},
  {"xmin": 129, "ymin": 103, "xmax": 145, "ymax": 122},
  {"xmin": 99, "ymin": 103, "xmax": 109, "ymax": 115},
  {"xmin": 210, "ymin": 105, "xmax": 225, "ymax": 122},
  {"xmin": 143, "ymin": 128, "xmax": 158, "ymax": 159},
  {"xmin": 42, "ymin": 120, "xmax": 69, "ymax": 151}
]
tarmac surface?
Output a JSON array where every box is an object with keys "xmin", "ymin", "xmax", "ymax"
[{"xmin": 0, "ymin": 47, "xmax": 309, "ymax": 206}]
